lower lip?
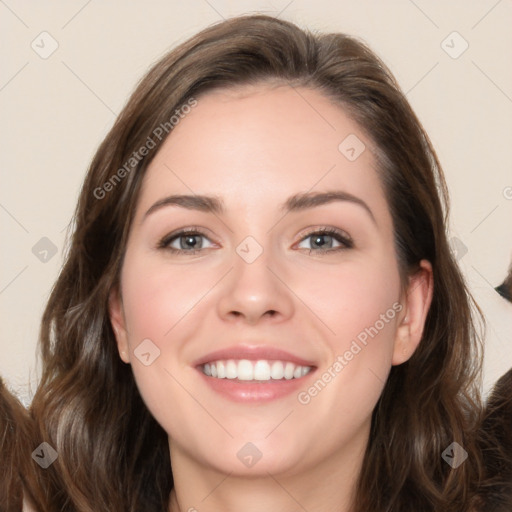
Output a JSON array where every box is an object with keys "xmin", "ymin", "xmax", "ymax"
[{"xmin": 196, "ymin": 367, "xmax": 316, "ymax": 402}]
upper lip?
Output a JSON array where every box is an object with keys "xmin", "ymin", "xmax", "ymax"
[{"xmin": 193, "ymin": 345, "xmax": 317, "ymax": 368}]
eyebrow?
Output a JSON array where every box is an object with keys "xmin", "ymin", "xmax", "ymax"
[{"xmin": 142, "ymin": 190, "xmax": 376, "ymax": 224}]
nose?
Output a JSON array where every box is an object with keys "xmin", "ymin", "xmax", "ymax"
[{"xmin": 216, "ymin": 243, "xmax": 295, "ymax": 325}]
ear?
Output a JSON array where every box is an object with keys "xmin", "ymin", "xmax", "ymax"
[
  {"xmin": 108, "ymin": 286, "xmax": 131, "ymax": 364},
  {"xmin": 392, "ymin": 259, "xmax": 434, "ymax": 365}
]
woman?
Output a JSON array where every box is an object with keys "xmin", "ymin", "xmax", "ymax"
[{"xmin": 28, "ymin": 14, "xmax": 487, "ymax": 511}]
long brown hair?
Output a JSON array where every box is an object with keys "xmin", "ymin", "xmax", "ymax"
[
  {"xmin": 0, "ymin": 378, "xmax": 44, "ymax": 511},
  {"xmin": 475, "ymin": 369, "xmax": 512, "ymax": 511},
  {"xmin": 29, "ymin": 14, "xmax": 485, "ymax": 511}
]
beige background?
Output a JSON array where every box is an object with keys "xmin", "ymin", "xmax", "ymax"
[{"xmin": 1, "ymin": 0, "xmax": 511, "ymax": 406}]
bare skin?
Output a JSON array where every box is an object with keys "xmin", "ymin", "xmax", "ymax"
[{"xmin": 109, "ymin": 83, "xmax": 433, "ymax": 512}]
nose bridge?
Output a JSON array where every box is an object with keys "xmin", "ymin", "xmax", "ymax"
[
  {"xmin": 215, "ymin": 231, "xmax": 294, "ymax": 323},
  {"xmin": 232, "ymin": 232, "xmax": 278, "ymax": 301}
]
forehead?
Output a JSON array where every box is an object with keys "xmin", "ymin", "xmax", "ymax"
[{"xmin": 135, "ymin": 83, "xmax": 389, "ymax": 221}]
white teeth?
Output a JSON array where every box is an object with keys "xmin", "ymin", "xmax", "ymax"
[
  {"xmin": 254, "ymin": 360, "xmax": 271, "ymax": 380},
  {"xmin": 217, "ymin": 360, "xmax": 226, "ymax": 378},
  {"xmin": 201, "ymin": 359, "xmax": 312, "ymax": 381},
  {"xmin": 270, "ymin": 361, "xmax": 284, "ymax": 379},
  {"xmin": 237, "ymin": 360, "xmax": 253, "ymax": 380},
  {"xmin": 226, "ymin": 360, "xmax": 237, "ymax": 379},
  {"xmin": 284, "ymin": 362, "xmax": 295, "ymax": 380}
]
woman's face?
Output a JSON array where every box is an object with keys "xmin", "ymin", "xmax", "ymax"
[{"xmin": 109, "ymin": 83, "xmax": 431, "ymax": 478}]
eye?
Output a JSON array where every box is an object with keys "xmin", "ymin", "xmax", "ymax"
[
  {"xmin": 157, "ymin": 226, "xmax": 353, "ymax": 256},
  {"xmin": 157, "ymin": 228, "xmax": 214, "ymax": 255},
  {"xmin": 296, "ymin": 227, "xmax": 353, "ymax": 254}
]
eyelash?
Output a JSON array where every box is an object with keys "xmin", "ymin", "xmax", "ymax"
[{"xmin": 157, "ymin": 226, "xmax": 353, "ymax": 256}]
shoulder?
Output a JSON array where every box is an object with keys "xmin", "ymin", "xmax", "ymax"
[{"xmin": 22, "ymin": 490, "xmax": 39, "ymax": 512}]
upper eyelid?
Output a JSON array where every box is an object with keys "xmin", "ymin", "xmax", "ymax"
[{"xmin": 298, "ymin": 226, "xmax": 352, "ymax": 239}]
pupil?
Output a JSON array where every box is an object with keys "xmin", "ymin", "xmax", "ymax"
[
  {"xmin": 184, "ymin": 235, "xmax": 198, "ymax": 249},
  {"xmin": 313, "ymin": 234, "xmax": 330, "ymax": 249}
]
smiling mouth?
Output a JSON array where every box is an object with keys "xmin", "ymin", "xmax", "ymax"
[{"xmin": 200, "ymin": 359, "xmax": 314, "ymax": 381}]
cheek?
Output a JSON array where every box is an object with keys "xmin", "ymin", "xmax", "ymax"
[
  {"xmin": 118, "ymin": 254, "xmax": 210, "ymax": 428},
  {"xmin": 294, "ymin": 253, "xmax": 402, "ymax": 349},
  {"xmin": 120, "ymin": 253, "xmax": 208, "ymax": 348},
  {"xmin": 293, "ymin": 256, "xmax": 401, "ymax": 427}
]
